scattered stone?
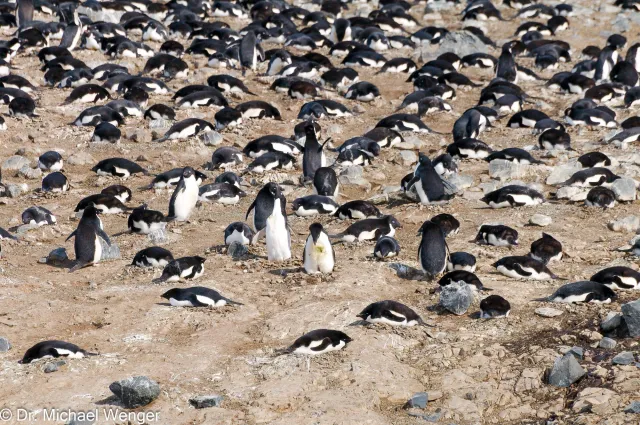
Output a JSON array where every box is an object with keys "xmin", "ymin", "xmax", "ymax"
[
  {"xmin": 433, "ymin": 31, "xmax": 488, "ymax": 58},
  {"xmin": 100, "ymin": 239, "xmax": 121, "ymax": 261},
  {"xmin": 530, "ymin": 214, "xmax": 552, "ymax": 227},
  {"xmin": 399, "ymin": 150, "xmax": 417, "ymax": 166},
  {"xmin": 148, "ymin": 229, "xmax": 168, "ymax": 244},
  {"xmin": 338, "ymin": 173, "xmax": 371, "ymax": 191},
  {"xmin": 407, "ymin": 410, "xmax": 443, "ymax": 422},
  {"xmin": 568, "ymin": 346, "xmax": 583, "ymax": 360},
  {"xmin": 326, "ymin": 124, "xmax": 343, "ymax": 136},
  {"xmin": 199, "ymin": 131, "xmax": 223, "ymax": 146},
  {"xmin": 109, "ymin": 376, "xmax": 160, "ymax": 409},
  {"xmin": 126, "ymin": 129, "xmax": 151, "ymax": 143},
  {"xmin": 556, "ymin": 186, "xmax": 588, "ymax": 201},
  {"xmin": 67, "ymin": 152, "xmax": 95, "ymax": 166},
  {"xmin": 621, "ymin": 299, "xmax": 640, "ymax": 338},
  {"xmin": 189, "ymin": 395, "xmax": 224, "ymax": 409},
  {"xmin": 624, "ymin": 401, "xmax": 640, "ymax": 413},
  {"xmin": 612, "ymin": 178, "xmax": 638, "ymax": 201},
  {"xmin": 608, "ymin": 215, "xmax": 640, "ymax": 233},
  {"xmin": 548, "ymin": 354, "xmax": 586, "ymax": 387},
  {"xmin": 572, "ymin": 387, "xmax": 618, "ymax": 415},
  {"xmin": 352, "ymin": 104, "xmax": 366, "ymax": 114},
  {"xmin": 404, "ymin": 392, "xmax": 428, "ymax": 409},
  {"xmin": 396, "ymin": 136, "xmax": 423, "ymax": 150},
  {"xmin": 535, "ymin": 307, "xmax": 562, "ymax": 318},
  {"xmin": 546, "ymin": 165, "xmax": 582, "ymax": 186},
  {"xmin": 489, "ymin": 159, "xmax": 524, "ymax": 181},
  {"xmin": 227, "ymin": 241, "xmax": 248, "ymax": 259},
  {"xmin": 602, "ymin": 312, "xmax": 622, "ymax": 332},
  {"xmin": 612, "ymin": 14, "xmax": 630, "ymax": 32},
  {"xmin": 444, "ymin": 174, "xmax": 473, "ymax": 194},
  {"xmin": 149, "ymin": 118, "xmax": 171, "ymax": 129},
  {"xmin": 439, "ymin": 281, "xmax": 473, "ymax": 315},
  {"xmin": 612, "ymin": 351, "xmax": 635, "ymax": 365},
  {"xmin": 45, "ymin": 247, "xmax": 69, "ymax": 265},
  {"xmin": 2, "ymin": 155, "xmax": 30, "ymax": 171},
  {"xmin": 43, "ymin": 362, "xmax": 60, "ymax": 373},
  {"xmin": 340, "ymin": 165, "xmax": 363, "ymax": 179},
  {"xmin": 0, "ymin": 337, "xmax": 11, "ymax": 352},
  {"xmin": 18, "ymin": 164, "xmax": 42, "ymax": 179},
  {"xmin": 599, "ymin": 337, "xmax": 617, "ymax": 349},
  {"xmin": 389, "ymin": 263, "xmax": 424, "ymax": 281},
  {"xmin": 6, "ymin": 183, "xmax": 24, "ymax": 198}
]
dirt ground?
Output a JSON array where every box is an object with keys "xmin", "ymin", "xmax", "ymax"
[{"xmin": 0, "ymin": 1, "xmax": 640, "ymax": 424}]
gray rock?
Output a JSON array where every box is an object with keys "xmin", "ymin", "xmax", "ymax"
[
  {"xmin": 622, "ymin": 299, "xmax": 640, "ymax": 338},
  {"xmin": 444, "ymin": 174, "xmax": 473, "ymax": 194},
  {"xmin": 439, "ymin": 281, "xmax": 474, "ymax": 315},
  {"xmin": 624, "ymin": 400, "xmax": 640, "ymax": 413},
  {"xmin": 2, "ymin": 155, "xmax": 30, "ymax": 171},
  {"xmin": 43, "ymin": 362, "xmax": 59, "ymax": 373},
  {"xmin": 99, "ymin": 239, "xmax": 121, "ymax": 261},
  {"xmin": 18, "ymin": 164, "xmax": 42, "ymax": 180},
  {"xmin": 389, "ymin": 263, "xmax": 424, "ymax": 281},
  {"xmin": 407, "ymin": 410, "xmax": 443, "ymax": 422},
  {"xmin": 489, "ymin": 159, "xmax": 524, "ymax": 181},
  {"xmin": 568, "ymin": 346, "xmax": 583, "ymax": 360},
  {"xmin": 546, "ymin": 165, "xmax": 582, "ymax": 185},
  {"xmin": 535, "ymin": 307, "xmax": 562, "ymax": 318},
  {"xmin": 399, "ymin": 150, "xmax": 417, "ymax": 166},
  {"xmin": 340, "ymin": 165, "xmax": 364, "ymax": 178},
  {"xmin": 599, "ymin": 337, "xmax": 617, "ymax": 349},
  {"xmin": 612, "ymin": 351, "xmax": 635, "ymax": 365},
  {"xmin": 67, "ymin": 152, "xmax": 95, "ymax": 166},
  {"xmin": 338, "ymin": 174, "xmax": 371, "ymax": 190},
  {"xmin": 612, "ymin": 178, "xmax": 637, "ymax": 201},
  {"xmin": 46, "ymin": 247, "xmax": 69, "ymax": 265},
  {"xmin": 425, "ymin": 0, "xmax": 455, "ymax": 11},
  {"xmin": 227, "ymin": 241, "xmax": 248, "ymax": 259},
  {"xmin": 404, "ymin": 392, "xmax": 428, "ymax": 409},
  {"xmin": 326, "ymin": 124, "xmax": 343, "ymax": 136},
  {"xmin": 396, "ymin": 136, "xmax": 423, "ymax": 150},
  {"xmin": 199, "ymin": 131, "xmax": 223, "ymax": 146},
  {"xmin": 148, "ymin": 229, "xmax": 168, "ymax": 244},
  {"xmin": 109, "ymin": 376, "xmax": 160, "ymax": 408},
  {"xmin": 608, "ymin": 215, "xmax": 640, "ymax": 233},
  {"xmin": 556, "ymin": 186, "xmax": 588, "ymax": 201},
  {"xmin": 548, "ymin": 354, "xmax": 586, "ymax": 387},
  {"xmin": 530, "ymin": 214, "xmax": 552, "ymax": 227},
  {"xmin": 149, "ymin": 118, "xmax": 171, "ymax": 130},
  {"xmin": 602, "ymin": 312, "xmax": 622, "ymax": 332},
  {"xmin": 0, "ymin": 337, "xmax": 11, "ymax": 352},
  {"xmin": 189, "ymin": 395, "xmax": 224, "ymax": 409},
  {"xmin": 6, "ymin": 183, "xmax": 24, "ymax": 198},
  {"xmin": 433, "ymin": 31, "xmax": 488, "ymax": 58},
  {"xmin": 612, "ymin": 14, "xmax": 630, "ymax": 32},
  {"xmin": 126, "ymin": 129, "xmax": 150, "ymax": 143}
]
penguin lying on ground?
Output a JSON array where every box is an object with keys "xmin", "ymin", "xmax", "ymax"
[
  {"xmin": 161, "ymin": 286, "xmax": 243, "ymax": 307},
  {"xmin": 281, "ymin": 329, "xmax": 352, "ymax": 356},
  {"xmin": 357, "ymin": 300, "xmax": 426, "ymax": 326},
  {"xmin": 154, "ymin": 256, "xmax": 206, "ymax": 283},
  {"xmin": 20, "ymin": 340, "xmax": 97, "ymax": 363}
]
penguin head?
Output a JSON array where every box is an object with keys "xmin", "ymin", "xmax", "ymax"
[
  {"xmin": 265, "ymin": 182, "xmax": 281, "ymax": 199},
  {"xmin": 303, "ymin": 120, "xmax": 319, "ymax": 139},
  {"xmin": 309, "ymin": 222, "xmax": 324, "ymax": 243},
  {"xmin": 417, "ymin": 220, "xmax": 439, "ymax": 236},
  {"xmin": 418, "ymin": 152, "xmax": 432, "ymax": 166},
  {"xmin": 182, "ymin": 167, "xmax": 195, "ymax": 179},
  {"xmin": 366, "ymin": 142, "xmax": 381, "ymax": 156},
  {"xmin": 194, "ymin": 256, "xmax": 206, "ymax": 264},
  {"xmin": 161, "ymin": 288, "xmax": 179, "ymax": 300},
  {"xmin": 385, "ymin": 215, "xmax": 402, "ymax": 230},
  {"xmin": 83, "ymin": 206, "xmax": 101, "ymax": 218}
]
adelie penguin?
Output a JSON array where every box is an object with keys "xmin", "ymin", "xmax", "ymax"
[
  {"xmin": 9, "ymin": 97, "xmax": 37, "ymax": 118},
  {"xmin": 281, "ymin": 329, "xmax": 352, "ymax": 356},
  {"xmin": 448, "ymin": 252, "xmax": 477, "ymax": 272},
  {"xmin": 493, "ymin": 256, "xmax": 557, "ymax": 280},
  {"xmin": 161, "ymin": 286, "xmax": 243, "ymax": 307},
  {"xmin": 126, "ymin": 205, "xmax": 168, "ymax": 234},
  {"xmin": 66, "ymin": 206, "xmax": 111, "ymax": 272},
  {"xmin": 585, "ymin": 186, "xmax": 617, "ymax": 209},
  {"xmin": 418, "ymin": 220, "xmax": 448, "ymax": 281},
  {"xmin": 357, "ymin": 300, "xmax": 425, "ymax": 327},
  {"xmin": 153, "ymin": 118, "xmax": 214, "ymax": 142},
  {"xmin": 246, "ymin": 182, "xmax": 287, "ymax": 243},
  {"xmin": 144, "ymin": 104, "xmax": 175, "ymax": 121},
  {"xmin": 334, "ymin": 200, "xmax": 381, "ymax": 220},
  {"xmin": 74, "ymin": 194, "xmax": 131, "ymax": 214},
  {"xmin": 42, "ymin": 172, "xmax": 69, "ymax": 193},
  {"xmin": 303, "ymin": 223, "xmax": 334, "ymax": 274},
  {"xmin": 313, "ymin": 167, "xmax": 339, "ymax": 198},
  {"xmin": 543, "ymin": 281, "xmax": 616, "ymax": 304},
  {"xmin": 132, "ymin": 246, "xmax": 174, "ymax": 268},
  {"xmin": 302, "ymin": 121, "xmax": 328, "ymax": 182},
  {"xmin": 154, "ymin": 256, "xmax": 206, "ymax": 283},
  {"xmin": 529, "ymin": 233, "xmax": 563, "ymax": 264},
  {"xmin": 439, "ymin": 270, "xmax": 485, "ymax": 291},
  {"xmin": 224, "ymin": 222, "xmax": 255, "ymax": 246},
  {"xmin": 22, "ymin": 206, "xmax": 56, "ymax": 226},
  {"xmin": 473, "ymin": 224, "xmax": 519, "ymax": 247},
  {"xmin": 405, "ymin": 153, "xmax": 452, "ymax": 205},
  {"xmin": 20, "ymin": 340, "xmax": 97, "ymax": 364},
  {"xmin": 480, "ymin": 295, "xmax": 511, "ymax": 319},
  {"xmin": 486, "ymin": 148, "xmax": 543, "ymax": 165},
  {"xmin": 374, "ymin": 236, "xmax": 401, "ymax": 259},
  {"xmin": 590, "ymin": 266, "xmax": 640, "ymax": 291},
  {"xmin": 199, "ymin": 183, "xmax": 246, "ymax": 205},
  {"xmin": 431, "ymin": 213, "xmax": 460, "ymax": 237},
  {"xmin": 292, "ymin": 195, "xmax": 339, "ymax": 216},
  {"xmin": 332, "ymin": 215, "xmax": 401, "ymax": 243},
  {"xmin": 165, "ymin": 167, "xmax": 199, "ymax": 222},
  {"xmin": 481, "ymin": 185, "xmax": 545, "ymax": 208},
  {"xmin": 210, "ymin": 146, "xmax": 243, "ymax": 170},
  {"xmin": 92, "ymin": 158, "xmax": 147, "ymax": 178},
  {"xmin": 264, "ymin": 183, "xmax": 291, "ymax": 261},
  {"xmin": 146, "ymin": 168, "xmax": 207, "ymax": 190},
  {"xmin": 102, "ymin": 185, "xmax": 131, "ymax": 203},
  {"xmin": 92, "ymin": 122, "xmax": 121, "ymax": 143},
  {"xmin": 560, "ymin": 167, "xmax": 620, "ymax": 187}
]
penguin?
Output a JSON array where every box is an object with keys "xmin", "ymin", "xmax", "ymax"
[
  {"xmin": 439, "ymin": 270, "xmax": 484, "ymax": 291},
  {"xmin": 215, "ymin": 108, "xmax": 243, "ymax": 130},
  {"xmin": 565, "ymin": 108, "xmax": 617, "ymax": 128},
  {"xmin": 431, "ymin": 214, "xmax": 460, "ymax": 237},
  {"xmin": 132, "ymin": 246, "xmax": 173, "ymax": 268},
  {"xmin": 91, "ymin": 158, "xmax": 146, "ymax": 178},
  {"xmin": 363, "ymin": 127, "xmax": 403, "ymax": 149},
  {"xmin": 41, "ymin": 172, "xmax": 69, "ymax": 193},
  {"xmin": 462, "ymin": 53, "xmax": 497, "ymax": 68},
  {"xmin": 480, "ymin": 295, "xmax": 511, "ymax": 319},
  {"xmin": 539, "ymin": 129, "xmax": 571, "ymax": 150},
  {"xmin": 493, "ymin": 256, "xmax": 557, "ymax": 280},
  {"xmin": 332, "ymin": 215, "xmax": 401, "ymax": 243},
  {"xmin": 210, "ymin": 146, "xmax": 243, "ymax": 170},
  {"xmin": 507, "ymin": 110, "xmax": 550, "ymax": 128},
  {"xmin": 246, "ymin": 152, "xmax": 295, "ymax": 173},
  {"xmin": 261, "ymin": 184, "xmax": 291, "ymax": 262},
  {"xmin": 161, "ymin": 286, "xmax": 242, "ymax": 307},
  {"xmin": 101, "ymin": 185, "xmax": 131, "ymax": 204},
  {"xmin": 66, "ymin": 206, "xmax": 111, "ymax": 272},
  {"xmin": 281, "ymin": 329, "xmax": 352, "ymax": 356},
  {"xmin": 303, "ymin": 223, "xmax": 334, "ymax": 274},
  {"xmin": 0, "ymin": 75, "xmax": 36, "ymax": 92},
  {"xmin": 224, "ymin": 222, "xmax": 255, "ymax": 246},
  {"xmin": 198, "ymin": 181, "xmax": 245, "ymax": 206},
  {"xmin": 481, "ymin": 185, "xmax": 545, "ymax": 208},
  {"xmin": 446, "ymin": 139, "xmax": 493, "ymax": 160},
  {"xmin": 342, "ymin": 49, "xmax": 386, "ymax": 68},
  {"xmin": 406, "ymin": 153, "xmax": 451, "ymax": 205},
  {"xmin": 22, "ymin": 206, "xmax": 56, "ymax": 226},
  {"xmin": 577, "ymin": 152, "xmax": 611, "ymax": 169},
  {"xmin": 20, "ymin": 340, "xmax": 96, "ymax": 364},
  {"xmin": 374, "ymin": 236, "xmax": 401, "ymax": 259},
  {"xmin": 546, "ymin": 281, "xmax": 616, "ymax": 304},
  {"xmin": 292, "ymin": 196, "xmax": 339, "ymax": 217},
  {"xmin": 9, "ymin": 97, "xmax": 37, "ymax": 118},
  {"xmin": 417, "ymin": 220, "xmax": 448, "ymax": 281},
  {"xmin": 345, "ymin": 82, "xmax": 380, "ymax": 102},
  {"xmin": 144, "ymin": 104, "xmax": 175, "ymax": 121},
  {"xmin": 177, "ymin": 90, "xmax": 229, "ymax": 109},
  {"xmin": 245, "ymin": 182, "xmax": 286, "ymax": 243},
  {"xmin": 452, "ymin": 109, "xmax": 487, "ymax": 141},
  {"xmin": 585, "ymin": 186, "xmax": 617, "ymax": 209},
  {"xmin": 63, "ymin": 84, "xmax": 111, "ymax": 105},
  {"xmin": 265, "ymin": 49, "xmax": 292, "ymax": 75},
  {"xmin": 334, "ymin": 200, "xmax": 381, "ymax": 220},
  {"xmin": 486, "ymin": 148, "xmax": 543, "ymax": 165},
  {"xmin": 123, "ymin": 87, "xmax": 149, "ymax": 107},
  {"xmin": 607, "ymin": 128, "xmax": 640, "ymax": 147},
  {"xmin": 38, "ymin": 151, "xmax": 63, "ymax": 171},
  {"xmin": 334, "ymin": 147, "xmax": 376, "ymax": 167},
  {"xmin": 473, "ymin": 225, "xmax": 519, "ymax": 247},
  {"xmin": 313, "ymin": 167, "xmax": 339, "ymax": 198},
  {"xmin": 320, "ymin": 67, "xmax": 359, "ymax": 89},
  {"xmin": 560, "ymin": 168, "xmax": 620, "ymax": 187},
  {"xmin": 496, "ymin": 46, "xmax": 518, "ymax": 83},
  {"xmin": 207, "ymin": 74, "xmax": 255, "ymax": 96},
  {"xmin": 155, "ymin": 256, "xmax": 206, "ymax": 282},
  {"xmin": 379, "ymin": 57, "xmax": 417, "ymax": 74},
  {"xmin": 529, "ymin": 233, "xmax": 563, "ymax": 264},
  {"xmin": 357, "ymin": 300, "xmax": 425, "ymax": 326},
  {"xmin": 240, "ymin": 30, "xmax": 260, "ymax": 73},
  {"xmin": 236, "ymin": 100, "xmax": 281, "ymax": 120},
  {"xmin": 74, "ymin": 194, "xmax": 131, "ymax": 214},
  {"xmin": 91, "ymin": 122, "xmax": 121, "ymax": 143},
  {"xmin": 167, "ymin": 167, "xmax": 199, "ymax": 222},
  {"xmin": 16, "ymin": 0, "xmax": 34, "ymax": 29},
  {"xmin": 0, "ymin": 227, "xmax": 16, "ymax": 241},
  {"xmin": 244, "ymin": 135, "xmax": 302, "ymax": 158},
  {"xmin": 447, "ymin": 252, "xmax": 476, "ymax": 272},
  {"xmin": 127, "ymin": 205, "xmax": 168, "ymax": 234},
  {"xmin": 146, "ymin": 168, "xmax": 207, "ymax": 190},
  {"xmin": 153, "ymin": 118, "xmax": 214, "ymax": 142}
]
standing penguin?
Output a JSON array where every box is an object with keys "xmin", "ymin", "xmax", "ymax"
[
  {"xmin": 240, "ymin": 30, "xmax": 260, "ymax": 74},
  {"xmin": 496, "ymin": 45, "xmax": 518, "ymax": 83},
  {"xmin": 303, "ymin": 223, "xmax": 334, "ymax": 274},
  {"xmin": 246, "ymin": 182, "xmax": 287, "ymax": 243},
  {"xmin": 264, "ymin": 183, "xmax": 291, "ymax": 261},
  {"xmin": 302, "ymin": 121, "xmax": 328, "ymax": 182},
  {"xmin": 407, "ymin": 153, "xmax": 450, "ymax": 205},
  {"xmin": 16, "ymin": 0, "xmax": 34, "ymax": 28},
  {"xmin": 167, "ymin": 167, "xmax": 199, "ymax": 222},
  {"xmin": 66, "ymin": 206, "xmax": 111, "ymax": 272},
  {"xmin": 418, "ymin": 220, "xmax": 448, "ymax": 280}
]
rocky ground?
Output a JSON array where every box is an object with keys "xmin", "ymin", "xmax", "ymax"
[{"xmin": 1, "ymin": 0, "xmax": 640, "ymax": 424}]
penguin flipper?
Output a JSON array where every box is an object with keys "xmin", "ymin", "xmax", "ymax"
[
  {"xmin": 65, "ymin": 229, "xmax": 77, "ymax": 242},
  {"xmin": 507, "ymin": 195, "xmax": 527, "ymax": 207},
  {"xmin": 245, "ymin": 199, "xmax": 256, "ymax": 221},
  {"xmin": 512, "ymin": 263, "xmax": 532, "ymax": 277},
  {"xmin": 97, "ymin": 228, "xmax": 111, "ymax": 246}
]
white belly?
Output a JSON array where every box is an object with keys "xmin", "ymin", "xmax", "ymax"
[
  {"xmin": 293, "ymin": 340, "xmax": 345, "ymax": 355},
  {"xmin": 304, "ymin": 236, "xmax": 334, "ymax": 274},
  {"xmin": 266, "ymin": 200, "xmax": 291, "ymax": 261}
]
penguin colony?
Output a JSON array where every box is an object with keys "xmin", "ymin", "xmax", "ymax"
[{"xmin": 1, "ymin": 0, "xmax": 640, "ymax": 420}]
